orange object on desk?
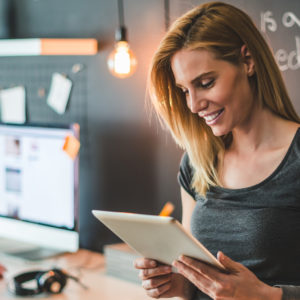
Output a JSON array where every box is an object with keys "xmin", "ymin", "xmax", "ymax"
[{"xmin": 159, "ymin": 202, "xmax": 175, "ymax": 217}]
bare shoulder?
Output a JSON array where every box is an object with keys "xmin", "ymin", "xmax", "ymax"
[
  {"xmin": 286, "ymin": 121, "xmax": 300, "ymax": 138},
  {"xmin": 287, "ymin": 121, "xmax": 300, "ymax": 131},
  {"xmin": 276, "ymin": 120, "xmax": 300, "ymax": 146}
]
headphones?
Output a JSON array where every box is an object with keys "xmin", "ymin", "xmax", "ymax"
[{"xmin": 8, "ymin": 268, "xmax": 86, "ymax": 296}]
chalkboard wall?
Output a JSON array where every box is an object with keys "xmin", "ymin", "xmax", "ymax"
[
  {"xmin": 175, "ymin": 0, "xmax": 300, "ymax": 109},
  {"xmin": 0, "ymin": 0, "xmax": 298, "ymax": 252}
]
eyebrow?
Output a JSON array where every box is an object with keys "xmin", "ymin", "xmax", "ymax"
[{"xmin": 176, "ymin": 71, "xmax": 216, "ymax": 88}]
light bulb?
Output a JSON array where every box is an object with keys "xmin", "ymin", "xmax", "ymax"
[{"xmin": 107, "ymin": 41, "xmax": 137, "ymax": 78}]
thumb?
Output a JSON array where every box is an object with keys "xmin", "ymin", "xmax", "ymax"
[{"xmin": 217, "ymin": 251, "xmax": 240, "ymax": 272}]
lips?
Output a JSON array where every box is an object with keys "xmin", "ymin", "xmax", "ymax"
[{"xmin": 202, "ymin": 108, "xmax": 224, "ymax": 124}]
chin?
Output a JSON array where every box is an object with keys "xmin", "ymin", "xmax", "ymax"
[{"xmin": 210, "ymin": 126, "xmax": 230, "ymax": 137}]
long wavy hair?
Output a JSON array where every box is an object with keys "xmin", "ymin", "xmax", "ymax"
[{"xmin": 149, "ymin": 1, "xmax": 300, "ymax": 196}]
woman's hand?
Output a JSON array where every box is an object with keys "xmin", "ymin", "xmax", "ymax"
[
  {"xmin": 134, "ymin": 257, "xmax": 195, "ymax": 299},
  {"xmin": 173, "ymin": 252, "xmax": 282, "ymax": 300}
]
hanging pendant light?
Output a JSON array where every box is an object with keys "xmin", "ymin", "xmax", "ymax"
[{"xmin": 107, "ymin": 0, "xmax": 137, "ymax": 78}]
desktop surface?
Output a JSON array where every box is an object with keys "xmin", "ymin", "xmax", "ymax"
[{"xmin": 0, "ymin": 249, "xmax": 157, "ymax": 300}]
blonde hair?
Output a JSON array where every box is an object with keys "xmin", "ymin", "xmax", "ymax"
[{"xmin": 149, "ymin": 1, "xmax": 300, "ymax": 196}]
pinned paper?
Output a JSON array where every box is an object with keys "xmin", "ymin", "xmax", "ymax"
[
  {"xmin": 47, "ymin": 72, "xmax": 72, "ymax": 114},
  {"xmin": 0, "ymin": 86, "xmax": 26, "ymax": 124},
  {"xmin": 63, "ymin": 135, "xmax": 80, "ymax": 160}
]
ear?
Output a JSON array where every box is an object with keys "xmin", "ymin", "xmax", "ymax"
[{"xmin": 240, "ymin": 44, "xmax": 255, "ymax": 76}]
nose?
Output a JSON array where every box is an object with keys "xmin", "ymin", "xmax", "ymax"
[{"xmin": 188, "ymin": 89, "xmax": 208, "ymax": 113}]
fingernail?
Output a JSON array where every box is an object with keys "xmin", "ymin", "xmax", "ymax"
[
  {"xmin": 218, "ymin": 251, "xmax": 225, "ymax": 261},
  {"xmin": 150, "ymin": 261, "xmax": 156, "ymax": 267}
]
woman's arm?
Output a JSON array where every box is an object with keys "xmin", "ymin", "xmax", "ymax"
[{"xmin": 181, "ymin": 187, "xmax": 196, "ymax": 230}]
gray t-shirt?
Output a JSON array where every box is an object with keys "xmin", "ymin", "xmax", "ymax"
[{"xmin": 178, "ymin": 128, "xmax": 300, "ymax": 300}]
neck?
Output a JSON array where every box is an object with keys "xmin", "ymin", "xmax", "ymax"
[{"xmin": 230, "ymin": 107, "xmax": 287, "ymax": 154}]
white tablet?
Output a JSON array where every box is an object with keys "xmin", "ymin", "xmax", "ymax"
[{"xmin": 92, "ymin": 210, "xmax": 225, "ymax": 271}]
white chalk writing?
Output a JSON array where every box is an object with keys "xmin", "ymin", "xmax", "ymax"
[
  {"xmin": 275, "ymin": 36, "xmax": 300, "ymax": 71},
  {"xmin": 261, "ymin": 11, "xmax": 277, "ymax": 32},
  {"xmin": 282, "ymin": 12, "xmax": 300, "ymax": 28},
  {"xmin": 261, "ymin": 11, "xmax": 300, "ymax": 71}
]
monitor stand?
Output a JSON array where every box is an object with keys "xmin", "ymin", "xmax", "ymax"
[
  {"xmin": 7, "ymin": 247, "xmax": 64, "ymax": 261},
  {"xmin": 0, "ymin": 237, "xmax": 64, "ymax": 261}
]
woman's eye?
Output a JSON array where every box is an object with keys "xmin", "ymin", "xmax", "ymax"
[
  {"xmin": 179, "ymin": 88, "xmax": 189, "ymax": 95},
  {"xmin": 200, "ymin": 79, "xmax": 214, "ymax": 89}
]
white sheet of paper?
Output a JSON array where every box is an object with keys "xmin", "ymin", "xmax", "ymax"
[
  {"xmin": 0, "ymin": 86, "xmax": 26, "ymax": 124},
  {"xmin": 47, "ymin": 73, "xmax": 72, "ymax": 114}
]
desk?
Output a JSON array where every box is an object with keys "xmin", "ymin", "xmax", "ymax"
[{"xmin": 0, "ymin": 249, "xmax": 160, "ymax": 300}]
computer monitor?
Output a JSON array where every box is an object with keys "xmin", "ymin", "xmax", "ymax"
[{"xmin": 0, "ymin": 123, "xmax": 79, "ymax": 260}]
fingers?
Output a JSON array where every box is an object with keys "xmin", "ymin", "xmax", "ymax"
[
  {"xmin": 217, "ymin": 251, "xmax": 242, "ymax": 273},
  {"xmin": 173, "ymin": 260, "xmax": 212, "ymax": 293},
  {"xmin": 144, "ymin": 279, "xmax": 172, "ymax": 299},
  {"xmin": 139, "ymin": 265, "xmax": 172, "ymax": 280},
  {"xmin": 142, "ymin": 274, "xmax": 171, "ymax": 290},
  {"xmin": 134, "ymin": 258, "xmax": 172, "ymax": 280},
  {"xmin": 135, "ymin": 258, "xmax": 173, "ymax": 299},
  {"xmin": 177, "ymin": 255, "xmax": 222, "ymax": 281},
  {"xmin": 134, "ymin": 258, "xmax": 157, "ymax": 269},
  {"xmin": 173, "ymin": 260, "xmax": 219, "ymax": 299},
  {"xmin": 173, "ymin": 255, "xmax": 247, "ymax": 300}
]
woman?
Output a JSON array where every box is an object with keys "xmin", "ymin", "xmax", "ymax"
[{"xmin": 134, "ymin": 2, "xmax": 300, "ymax": 300}]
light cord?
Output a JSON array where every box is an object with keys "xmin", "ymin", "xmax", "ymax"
[
  {"xmin": 118, "ymin": 0, "xmax": 125, "ymax": 28},
  {"xmin": 164, "ymin": 0, "xmax": 170, "ymax": 31}
]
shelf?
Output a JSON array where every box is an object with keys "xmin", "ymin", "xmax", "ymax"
[{"xmin": 0, "ymin": 38, "xmax": 98, "ymax": 56}]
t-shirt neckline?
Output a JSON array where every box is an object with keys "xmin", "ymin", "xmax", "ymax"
[{"xmin": 209, "ymin": 127, "xmax": 300, "ymax": 194}]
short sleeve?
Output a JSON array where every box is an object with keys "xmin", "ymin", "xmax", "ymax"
[
  {"xmin": 177, "ymin": 152, "xmax": 196, "ymax": 199},
  {"xmin": 275, "ymin": 285, "xmax": 300, "ymax": 300}
]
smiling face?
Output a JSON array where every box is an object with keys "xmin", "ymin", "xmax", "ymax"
[{"xmin": 171, "ymin": 48, "xmax": 257, "ymax": 136}]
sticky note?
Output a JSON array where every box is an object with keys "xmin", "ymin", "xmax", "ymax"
[
  {"xmin": 159, "ymin": 202, "xmax": 175, "ymax": 217},
  {"xmin": 63, "ymin": 135, "xmax": 80, "ymax": 160},
  {"xmin": 0, "ymin": 86, "xmax": 26, "ymax": 124},
  {"xmin": 47, "ymin": 72, "xmax": 72, "ymax": 114}
]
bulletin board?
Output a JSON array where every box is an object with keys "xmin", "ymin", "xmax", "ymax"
[{"xmin": 0, "ymin": 58, "xmax": 90, "ymax": 159}]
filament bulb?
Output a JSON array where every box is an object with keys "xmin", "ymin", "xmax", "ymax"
[{"xmin": 107, "ymin": 41, "xmax": 137, "ymax": 78}]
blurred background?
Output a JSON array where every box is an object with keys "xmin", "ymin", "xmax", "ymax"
[{"xmin": 0, "ymin": 0, "xmax": 298, "ymax": 252}]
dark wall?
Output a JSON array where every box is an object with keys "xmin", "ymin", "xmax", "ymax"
[
  {"xmin": 0, "ymin": 0, "xmax": 184, "ymax": 252},
  {"xmin": 0, "ymin": 0, "xmax": 298, "ymax": 252}
]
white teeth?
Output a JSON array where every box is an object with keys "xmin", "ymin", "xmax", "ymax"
[{"xmin": 204, "ymin": 110, "xmax": 222, "ymax": 121}]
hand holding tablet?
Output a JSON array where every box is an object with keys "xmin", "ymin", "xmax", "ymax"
[{"xmin": 92, "ymin": 210, "xmax": 225, "ymax": 271}]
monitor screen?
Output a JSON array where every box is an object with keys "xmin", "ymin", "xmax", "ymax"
[{"xmin": 0, "ymin": 123, "xmax": 79, "ymax": 257}]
